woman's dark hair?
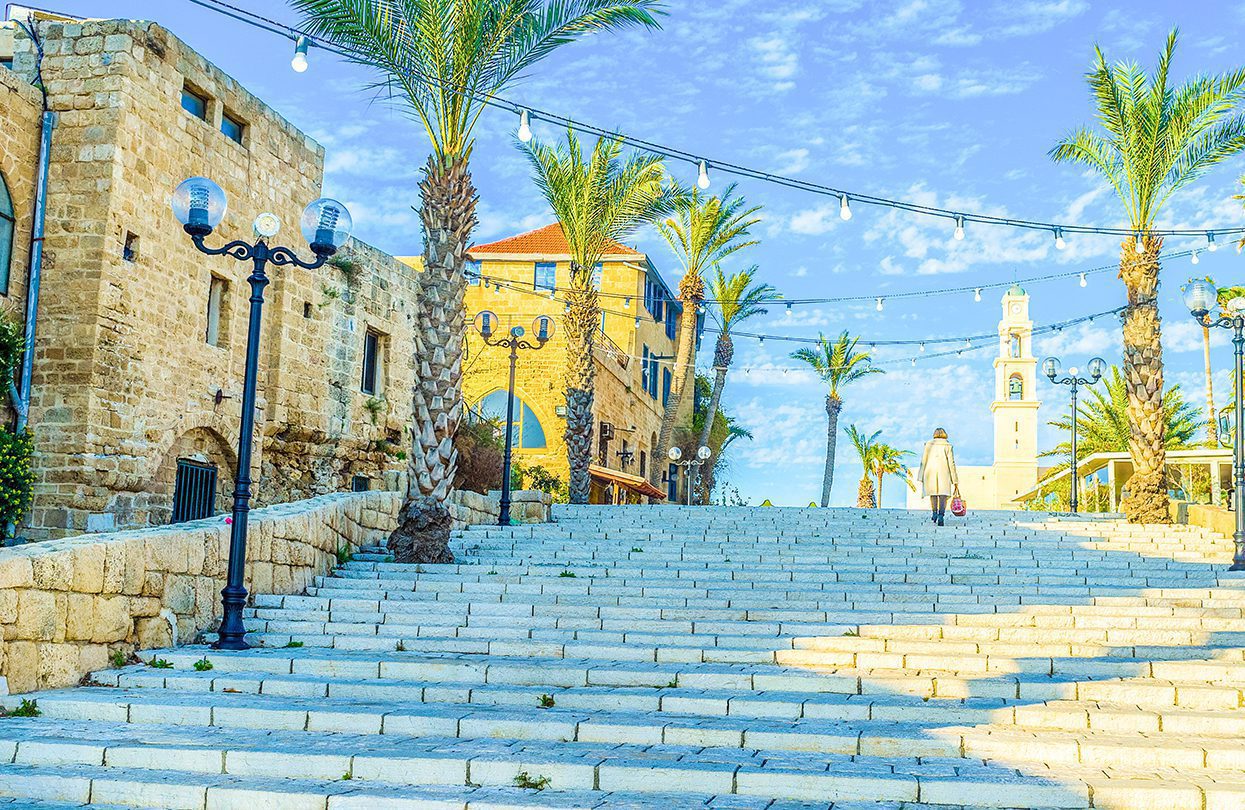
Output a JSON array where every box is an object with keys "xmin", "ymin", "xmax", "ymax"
[{"xmin": 933, "ymin": 428, "xmax": 948, "ymax": 439}]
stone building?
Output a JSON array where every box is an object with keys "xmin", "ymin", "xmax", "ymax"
[
  {"xmin": 0, "ymin": 14, "xmax": 419, "ymax": 539},
  {"xmin": 414, "ymin": 223, "xmax": 691, "ymax": 504}
]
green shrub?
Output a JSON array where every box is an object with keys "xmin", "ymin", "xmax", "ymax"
[{"xmin": 0, "ymin": 429, "xmax": 35, "ymax": 541}]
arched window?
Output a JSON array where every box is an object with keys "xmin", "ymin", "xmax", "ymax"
[
  {"xmin": 1008, "ymin": 374, "xmax": 1024, "ymax": 401},
  {"xmin": 473, "ymin": 391, "xmax": 547, "ymax": 449},
  {"xmin": 0, "ymin": 171, "xmax": 14, "ymax": 295}
]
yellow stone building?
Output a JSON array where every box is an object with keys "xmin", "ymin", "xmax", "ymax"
[
  {"xmin": 907, "ymin": 286, "xmax": 1041, "ymax": 510},
  {"xmin": 449, "ymin": 223, "xmax": 692, "ymax": 503}
]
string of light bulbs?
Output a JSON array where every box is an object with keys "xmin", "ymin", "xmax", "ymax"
[
  {"xmin": 183, "ymin": 0, "xmax": 1245, "ymax": 246},
  {"xmin": 467, "ymin": 268, "xmax": 1126, "ymax": 356}
]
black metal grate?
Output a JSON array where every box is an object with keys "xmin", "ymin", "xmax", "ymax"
[{"xmin": 172, "ymin": 459, "xmax": 218, "ymax": 524}]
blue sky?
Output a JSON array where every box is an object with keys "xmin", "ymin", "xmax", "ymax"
[{"xmin": 60, "ymin": 0, "xmax": 1245, "ymax": 505}]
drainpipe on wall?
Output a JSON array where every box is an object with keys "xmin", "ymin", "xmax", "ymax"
[
  {"xmin": 13, "ymin": 108, "xmax": 53, "ymax": 432},
  {"xmin": 10, "ymin": 17, "xmax": 54, "ymax": 431}
]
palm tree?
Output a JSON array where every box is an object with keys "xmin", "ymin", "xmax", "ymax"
[
  {"xmin": 1042, "ymin": 365, "xmax": 1203, "ymax": 468},
  {"xmin": 868, "ymin": 443, "xmax": 915, "ymax": 508},
  {"xmin": 696, "ymin": 266, "xmax": 779, "ymax": 453},
  {"xmin": 792, "ymin": 332, "xmax": 883, "ymax": 507},
  {"xmin": 522, "ymin": 129, "xmax": 681, "ymax": 503},
  {"xmin": 294, "ymin": 1, "xmax": 663, "ymax": 559},
  {"xmin": 650, "ymin": 185, "xmax": 761, "ymax": 486},
  {"xmin": 845, "ymin": 425, "xmax": 880, "ymax": 508},
  {"xmin": 1050, "ymin": 29, "xmax": 1245, "ymax": 523}
]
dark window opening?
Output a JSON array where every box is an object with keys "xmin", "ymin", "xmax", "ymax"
[
  {"xmin": 667, "ymin": 463, "xmax": 679, "ymax": 502},
  {"xmin": 221, "ymin": 112, "xmax": 245, "ymax": 144},
  {"xmin": 303, "ymin": 301, "xmax": 312, "ymax": 319},
  {"xmin": 172, "ymin": 459, "xmax": 218, "ymax": 524},
  {"xmin": 351, "ymin": 475, "xmax": 370, "ymax": 492},
  {"xmin": 361, "ymin": 330, "xmax": 381, "ymax": 395},
  {"xmin": 123, "ymin": 232, "xmax": 139, "ymax": 262},
  {"xmin": 181, "ymin": 86, "xmax": 208, "ymax": 120},
  {"xmin": 0, "ymin": 58, "xmax": 13, "ymax": 71},
  {"xmin": 206, "ymin": 276, "xmax": 227, "ymax": 347}
]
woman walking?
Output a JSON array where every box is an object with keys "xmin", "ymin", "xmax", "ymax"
[{"xmin": 919, "ymin": 428, "xmax": 959, "ymax": 526}]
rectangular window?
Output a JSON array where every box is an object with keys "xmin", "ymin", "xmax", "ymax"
[
  {"xmin": 361, "ymin": 330, "xmax": 383, "ymax": 395},
  {"xmin": 641, "ymin": 345, "xmax": 650, "ymax": 391},
  {"xmin": 351, "ymin": 475, "xmax": 371, "ymax": 492},
  {"xmin": 205, "ymin": 276, "xmax": 226, "ymax": 347},
  {"xmin": 649, "ymin": 357, "xmax": 659, "ymax": 399},
  {"xmin": 662, "ymin": 367, "xmax": 672, "ymax": 406},
  {"xmin": 220, "ymin": 112, "xmax": 245, "ymax": 144},
  {"xmin": 0, "ymin": 58, "xmax": 12, "ymax": 71},
  {"xmin": 123, "ymin": 232, "xmax": 139, "ymax": 262},
  {"xmin": 466, "ymin": 259, "xmax": 481, "ymax": 286},
  {"xmin": 665, "ymin": 308, "xmax": 677, "ymax": 341},
  {"xmin": 181, "ymin": 86, "xmax": 208, "ymax": 120},
  {"xmin": 534, "ymin": 261, "xmax": 556, "ymax": 291},
  {"xmin": 667, "ymin": 463, "xmax": 679, "ymax": 502}
]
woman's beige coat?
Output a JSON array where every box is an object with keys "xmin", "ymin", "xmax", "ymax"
[{"xmin": 919, "ymin": 438, "xmax": 959, "ymax": 498}]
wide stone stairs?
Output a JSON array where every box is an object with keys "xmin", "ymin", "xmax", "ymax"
[{"xmin": 3, "ymin": 506, "xmax": 1245, "ymax": 809}]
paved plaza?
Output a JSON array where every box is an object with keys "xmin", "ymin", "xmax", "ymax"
[{"xmin": 2, "ymin": 506, "xmax": 1244, "ymax": 809}]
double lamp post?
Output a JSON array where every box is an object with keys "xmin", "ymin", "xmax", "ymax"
[
  {"xmin": 170, "ymin": 176, "xmax": 352, "ymax": 650},
  {"xmin": 1042, "ymin": 355, "xmax": 1106, "ymax": 514},
  {"xmin": 1183, "ymin": 280, "xmax": 1245, "ymax": 571}
]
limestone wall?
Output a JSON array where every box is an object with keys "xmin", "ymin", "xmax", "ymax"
[
  {"xmin": 450, "ymin": 489, "xmax": 552, "ymax": 527},
  {"xmin": 0, "ymin": 491, "xmax": 399, "ymax": 695}
]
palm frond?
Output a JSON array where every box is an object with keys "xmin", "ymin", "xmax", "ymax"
[
  {"xmin": 658, "ymin": 184, "xmax": 762, "ymax": 284},
  {"xmin": 790, "ymin": 331, "xmax": 884, "ymax": 399}
]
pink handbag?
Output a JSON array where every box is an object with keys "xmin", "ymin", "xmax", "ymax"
[{"xmin": 950, "ymin": 489, "xmax": 967, "ymax": 517}]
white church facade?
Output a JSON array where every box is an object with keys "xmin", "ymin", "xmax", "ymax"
[{"xmin": 907, "ymin": 285, "xmax": 1041, "ymax": 511}]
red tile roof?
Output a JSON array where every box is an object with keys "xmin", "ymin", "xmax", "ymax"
[{"xmin": 470, "ymin": 223, "xmax": 644, "ymax": 258}]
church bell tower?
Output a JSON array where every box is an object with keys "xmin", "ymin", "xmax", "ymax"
[{"xmin": 990, "ymin": 285, "xmax": 1040, "ymax": 505}]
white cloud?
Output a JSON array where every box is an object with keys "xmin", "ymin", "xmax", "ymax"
[
  {"xmin": 788, "ymin": 203, "xmax": 842, "ymax": 236},
  {"xmin": 775, "ymin": 148, "xmax": 811, "ymax": 174},
  {"xmin": 749, "ymin": 35, "xmax": 799, "ymax": 91}
]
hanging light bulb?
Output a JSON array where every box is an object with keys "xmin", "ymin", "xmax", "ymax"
[
  {"xmin": 1054, "ymin": 228, "xmax": 1066, "ymax": 250},
  {"xmin": 1191, "ymin": 250, "xmax": 1200, "ymax": 265},
  {"xmin": 1134, "ymin": 232, "xmax": 1145, "ymax": 254},
  {"xmin": 839, "ymin": 195, "xmax": 852, "ymax": 221},
  {"xmin": 785, "ymin": 302, "xmax": 793, "ymax": 318},
  {"xmin": 517, "ymin": 110, "xmax": 533, "ymax": 143},
  {"xmin": 634, "ymin": 316, "xmax": 641, "ymax": 327},
  {"xmin": 697, "ymin": 160, "xmax": 710, "ymax": 190},
  {"xmin": 624, "ymin": 296, "xmax": 631, "ymax": 308},
  {"xmin": 1207, "ymin": 232, "xmax": 1218, "ymax": 252},
  {"xmin": 911, "ymin": 358, "xmax": 916, "ymax": 367},
  {"xmin": 919, "ymin": 342, "xmax": 926, "ymax": 352},
  {"xmin": 973, "ymin": 288, "xmax": 982, "ymax": 303},
  {"xmin": 1079, "ymin": 273, "xmax": 1087, "ymax": 287},
  {"xmin": 548, "ymin": 286, "xmax": 556, "ymax": 298},
  {"xmin": 876, "ymin": 297, "xmax": 884, "ymax": 312},
  {"xmin": 291, "ymin": 36, "xmax": 310, "ymax": 72},
  {"xmin": 964, "ymin": 338, "xmax": 971, "ymax": 349},
  {"xmin": 758, "ymin": 335, "xmax": 765, "ymax": 346},
  {"xmin": 954, "ymin": 216, "xmax": 965, "ymax": 241},
  {"xmin": 869, "ymin": 342, "xmax": 876, "ymax": 352}
]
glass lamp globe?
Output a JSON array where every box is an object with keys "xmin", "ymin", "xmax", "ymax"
[
  {"xmin": 509, "ymin": 325, "xmax": 525, "ymax": 338},
  {"xmin": 301, "ymin": 198, "xmax": 353, "ymax": 254},
  {"xmin": 473, "ymin": 310, "xmax": 498, "ymax": 338},
  {"xmin": 532, "ymin": 315, "xmax": 555, "ymax": 342},
  {"xmin": 1086, "ymin": 356, "xmax": 1107, "ymax": 380},
  {"xmin": 1183, "ymin": 279, "xmax": 1218, "ymax": 316},
  {"xmin": 1226, "ymin": 297, "xmax": 1245, "ymax": 315},
  {"xmin": 171, "ymin": 176, "xmax": 227, "ymax": 234},
  {"xmin": 667, "ymin": 446, "xmax": 683, "ymax": 462},
  {"xmin": 696, "ymin": 445, "xmax": 711, "ymax": 461},
  {"xmin": 1042, "ymin": 357, "xmax": 1060, "ymax": 380}
]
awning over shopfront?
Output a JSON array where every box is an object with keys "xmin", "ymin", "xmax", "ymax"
[{"xmin": 589, "ymin": 464, "xmax": 667, "ymax": 500}]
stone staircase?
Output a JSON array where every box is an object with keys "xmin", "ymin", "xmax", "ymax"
[{"xmin": 2, "ymin": 505, "xmax": 1245, "ymax": 809}]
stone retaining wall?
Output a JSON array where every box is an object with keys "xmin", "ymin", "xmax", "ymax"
[
  {"xmin": 0, "ymin": 491, "xmax": 400, "ymax": 695},
  {"xmin": 450, "ymin": 490, "xmax": 552, "ymax": 527}
]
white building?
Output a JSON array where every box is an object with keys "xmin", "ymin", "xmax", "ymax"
[{"xmin": 907, "ymin": 285, "xmax": 1041, "ymax": 511}]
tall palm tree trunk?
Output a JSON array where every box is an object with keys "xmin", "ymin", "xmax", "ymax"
[
  {"xmin": 876, "ymin": 472, "xmax": 883, "ymax": 508},
  {"xmin": 1119, "ymin": 238, "xmax": 1170, "ymax": 524},
  {"xmin": 1203, "ymin": 324, "xmax": 1218, "ymax": 445},
  {"xmin": 389, "ymin": 155, "xmax": 475, "ymax": 563},
  {"xmin": 565, "ymin": 262, "xmax": 599, "ymax": 503},
  {"xmin": 822, "ymin": 395, "xmax": 841, "ymax": 507},
  {"xmin": 695, "ymin": 333, "xmax": 733, "ymax": 504},
  {"xmin": 651, "ymin": 276, "xmax": 703, "ymax": 486}
]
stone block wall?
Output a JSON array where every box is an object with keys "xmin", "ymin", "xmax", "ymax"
[
  {"xmin": 0, "ymin": 490, "xmax": 399, "ymax": 695},
  {"xmin": 450, "ymin": 489, "xmax": 552, "ymax": 527}
]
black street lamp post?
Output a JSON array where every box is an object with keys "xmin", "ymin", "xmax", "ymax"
[
  {"xmin": 171, "ymin": 176, "xmax": 352, "ymax": 650},
  {"xmin": 1042, "ymin": 355, "xmax": 1106, "ymax": 514},
  {"xmin": 1184, "ymin": 279, "xmax": 1245, "ymax": 570},
  {"xmin": 472, "ymin": 311, "xmax": 554, "ymax": 526}
]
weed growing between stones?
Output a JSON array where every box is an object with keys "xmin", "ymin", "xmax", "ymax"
[
  {"xmin": 283, "ymin": 641, "xmax": 304, "ymax": 648},
  {"xmin": 148, "ymin": 658, "xmax": 173, "ymax": 669},
  {"xmin": 514, "ymin": 772, "xmax": 551, "ymax": 790},
  {"xmin": 336, "ymin": 545, "xmax": 354, "ymax": 565},
  {"xmin": 1, "ymin": 700, "xmax": 40, "ymax": 718},
  {"xmin": 193, "ymin": 657, "xmax": 213, "ymax": 672},
  {"xmin": 538, "ymin": 694, "xmax": 555, "ymax": 708},
  {"xmin": 558, "ymin": 570, "xmax": 576, "ymax": 577},
  {"xmin": 842, "ymin": 629, "xmax": 860, "ymax": 636},
  {"xmin": 631, "ymin": 547, "xmax": 643, "ymax": 552}
]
